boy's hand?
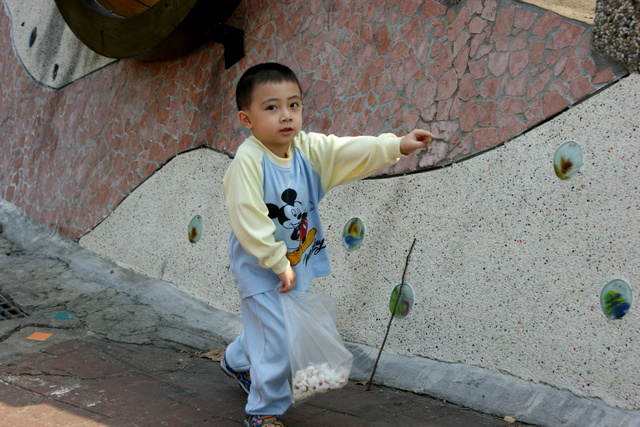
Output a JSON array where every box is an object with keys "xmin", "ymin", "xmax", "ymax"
[
  {"xmin": 399, "ymin": 129, "xmax": 436, "ymax": 155},
  {"xmin": 277, "ymin": 265, "xmax": 296, "ymax": 293}
]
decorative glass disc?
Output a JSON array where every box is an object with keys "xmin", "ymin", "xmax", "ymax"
[
  {"xmin": 188, "ymin": 215, "xmax": 203, "ymax": 243},
  {"xmin": 554, "ymin": 140, "xmax": 583, "ymax": 180},
  {"xmin": 29, "ymin": 28, "xmax": 37, "ymax": 48},
  {"xmin": 600, "ymin": 279, "xmax": 632, "ymax": 320},
  {"xmin": 389, "ymin": 283, "xmax": 414, "ymax": 319},
  {"xmin": 342, "ymin": 217, "xmax": 365, "ymax": 250}
]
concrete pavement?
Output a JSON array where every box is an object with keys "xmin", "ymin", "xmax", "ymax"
[{"xmin": 0, "ymin": 337, "xmax": 527, "ymax": 426}]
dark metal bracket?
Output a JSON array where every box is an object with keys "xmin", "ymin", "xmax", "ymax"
[{"xmin": 207, "ymin": 24, "xmax": 245, "ymax": 69}]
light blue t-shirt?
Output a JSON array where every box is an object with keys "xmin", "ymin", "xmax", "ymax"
[{"xmin": 224, "ymin": 131, "xmax": 403, "ymax": 299}]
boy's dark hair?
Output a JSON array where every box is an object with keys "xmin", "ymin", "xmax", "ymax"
[{"xmin": 236, "ymin": 63, "xmax": 302, "ymax": 111}]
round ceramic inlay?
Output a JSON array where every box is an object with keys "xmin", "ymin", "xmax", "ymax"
[
  {"xmin": 553, "ymin": 140, "xmax": 583, "ymax": 180},
  {"xmin": 389, "ymin": 283, "xmax": 415, "ymax": 319},
  {"xmin": 342, "ymin": 217, "xmax": 365, "ymax": 250},
  {"xmin": 188, "ymin": 214, "xmax": 203, "ymax": 243},
  {"xmin": 600, "ymin": 279, "xmax": 632, "ymax": 319}
]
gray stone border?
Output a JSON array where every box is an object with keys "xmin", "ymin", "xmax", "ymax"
[{"xmin": 347, "ymin": 343, "xmax": 640, "ymax": 427}]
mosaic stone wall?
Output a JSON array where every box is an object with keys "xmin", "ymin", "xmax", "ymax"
[{"xmin": 0, "ymin": 0, "xmax": 627, "ymax": 240}]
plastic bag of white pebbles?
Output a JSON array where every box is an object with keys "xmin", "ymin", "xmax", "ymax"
[{"xmin": 279, "ymin": 290, "xmax": 353, "ymax": 404}]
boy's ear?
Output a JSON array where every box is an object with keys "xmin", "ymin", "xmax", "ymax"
[{"xmin": 238, "ymin": 110, "xmax": 253, "ymax": 130}]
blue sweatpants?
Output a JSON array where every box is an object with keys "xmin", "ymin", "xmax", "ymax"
[{"xmin": 225, "ymin": 289, "xmax": 292, "ymax": 415}]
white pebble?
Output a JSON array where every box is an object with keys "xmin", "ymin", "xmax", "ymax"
[{"xmin": 291, "ymin": 363, "xmax": 349, "ymax": 403}]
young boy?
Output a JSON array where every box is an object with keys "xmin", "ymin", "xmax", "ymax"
[{"xmin": 221, "ymin": 63, "xmax": 435, "ymax": 427}]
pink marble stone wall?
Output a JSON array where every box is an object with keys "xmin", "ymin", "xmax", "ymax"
[{"xmin": 0, "ymin": 0, "xmax": 626, "ymax": 239}]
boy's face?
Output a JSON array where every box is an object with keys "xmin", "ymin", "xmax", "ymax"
[{"xmin": 238, "ymin": 80, "xmax": 303, "ymax": 158}]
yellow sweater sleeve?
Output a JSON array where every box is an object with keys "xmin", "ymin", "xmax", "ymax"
[
  {"xmin": 297, "ymin": 131, "xmax": 404, "ymax": 193},
  {"xmin": 223, "ymin": 140, "xmax": 290, "ymax": 275}
]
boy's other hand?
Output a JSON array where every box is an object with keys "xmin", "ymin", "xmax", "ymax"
[
  {"xmin": 277, "ymin": 265, "xmax": 296, "ymax": 293},
  {"xmin": 399, "ymin": 129, "xmax": 436, "ymax": 155}
]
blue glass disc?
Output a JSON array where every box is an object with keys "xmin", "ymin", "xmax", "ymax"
[
  {"xmin": 600, "ymin": 279, "xmax": 632, "ymax": 320},
  {"xmin": 342, "ymin": 218, "xmax": 365, "ymax": 250}
]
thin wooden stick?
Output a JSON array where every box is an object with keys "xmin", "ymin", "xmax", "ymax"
[{"xmin": 366, "ymin": 237, "xmax": 417, "ymax": 391}]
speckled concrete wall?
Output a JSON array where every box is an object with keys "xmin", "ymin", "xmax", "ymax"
[{"xmin": 80, "ymin": 73, "xmax": 640, "ymax": 412}]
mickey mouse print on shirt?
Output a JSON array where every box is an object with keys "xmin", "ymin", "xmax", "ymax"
[{"xmin": 266, "ymin": 188, "xmax": 319, "ymax": 266}]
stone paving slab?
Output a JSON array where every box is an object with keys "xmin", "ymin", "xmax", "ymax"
[
  {"xmin": 0, "ymin": 382, "xmax": 109, "ymax": 426},
  {"xmin": 0, "ymin": 337, "xmax": 534, "ymax": 426}
]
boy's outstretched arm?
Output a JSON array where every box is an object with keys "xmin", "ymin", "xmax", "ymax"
[{"xmin": 399, "ymin": 129, "xmax": 436, "ymax": 155}]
